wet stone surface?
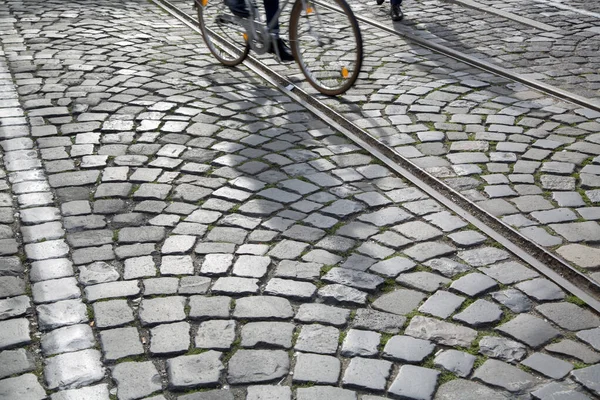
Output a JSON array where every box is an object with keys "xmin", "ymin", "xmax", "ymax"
[{"xmin": 0, "ymin": 0, "xmax": 599, "ymax": 398}]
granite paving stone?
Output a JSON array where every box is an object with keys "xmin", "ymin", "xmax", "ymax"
[
  {"xmin": 296, "ymin": 386, "xmax": 356, "ymax": 400},
  {"xmin": 0, "ymin": 318, "xmax": 31, "ymax": 350},
  {"xmin": 0, "ymin": 348, "xmax": 35, "ymax": 379},
  {"xmin": 405, "ymin": 316, "xmax": 478, "ymax": 347},
  {"xmin": 453, "ymin": 299, "xmax": 503, "ymax": 327},
  {"xmin": 241, "ymin": 321, "xmax": 294, "ymax": 349},
  {"xmin": 295, "ymin": 324, "xmax": 339, "ymax": 354},
  {"xmin": 383, "ymin": 335, "xmax": 435, "ymax": 363},
  {"xmin": 188, "ymin": 296, "xmax": 231, "ymax": 320},
  {"xmin": 0, "ymin": 374, "xmax": 47, "ymax": 400},
  {"xmin": 478, "ymin": 336, "xmax": 527, "ymax": 362},
  {"xmin": 36, "ymin": 299, "xmax": 88, "ymax": 331},
  {"xmin": 342, "ymin": 357, "xmax": 392, "ymax": 392},
  {"xmin": 388, "ymin": 365, "xmax": 439, "ymax": 400},
  {"xmin": 530, "ymin": 382, "xmax": 592, "ymax": 400},
  {"xmin": 295, "ymin": 303, "xmax": 350, "ymax": 326},
  {"xmin": 545, "ymin": 339, "xmax": 600, "ymax": 364},
  {"xmin": 396, "ymin": 271, "xmax": 451, "ymax": 293},
  {"xmin": 571, "ymin": 364, "xmax": 600, "ymax": 396},
  {"xmin": 496, "ymin": 314, "xmax": 561, "ymax": 348},
  {"xmin": 521, "ymin": 352, "xmax": 573, "ymax": 379},
  {"xmin": 167, "ymin": 351, "xmax": 224, "ymax": 390},
  {"xmin": 418, "ymin": 291, "xmax": 463, "ymax": 320},
  {"xmin": 150, "ymin": 322, "xmax": 190, "ymax": 355},
  {"xmin": 99, "ymin": 327, "xmax": 144, "ymax": 361},
  {"xmin": 246, "ymin": 386, "xmax": 292, "ymax": 400},
  {"xmin": 424, "ymin": 258, "xmax": 472, "ymax": 277},
  {"xmin": 44, "ymin": 349, "xmax": 104, "ymax": 390},
  {"xmin": 576, "ymin": 327, "xmax": 600, "ymax": 351},
  {"xmin": 434, "ymin": 350, "xmax": 476, "ymax": 378},
  {"xmin": 479, "ymin": 261, "xmax": 539, "ymax": 284},
  {"xmin": 93, "ymin": 299, "xmax": 135, "ymax": 328},
  {"xmin": 372, "ymin": 289, "xmax": 426, "ymax": 316},
  {"xmin": 227, "ymin": 350, "xmax": 289, "ymax": 384},
  {"xmin": 293, "ymin": 352, "xmax": 340, "ymax": 384},
  {"xmin": 318, "ymin": 284, "xmax": 368, "ymax": 305},
  {"xmin": 233, "ymin": 296, "xmax": 293, "ymax": 320},
  {"xmin": 139, "ymin": 296, "xmax": 186, "ymax": 326},
  {"xmin": 450, "ymin": 272, "xmax": 499, "ymax": 296},
  {"xmin": 322, "ymin": 268, "xmax": 384, "ymax": 291},
  {"xmin": 515, "ymin": 278, "xmax": 565, "ymax": 301},
  {"xmin": 536, "ymin": 302, "xmax": 600, "ymax": 331},
  {"xmin": 351, "ymin": 309, "xmax": 406, "ymax": 334},
  {"xmin": 112, "ymin": 361, "xmax": 162, "ymax": 400},
  {"xmin": 435, "ymin": 379, "xmax": 511, "ymax": 400},
  {"xmin": 340, "ymin": 329, "xmax": 380, "ymax": 357},
  {"xmin": 473, "ymin": 359, "xmax": 538, "ymax": 393},
  {"xmin": 41, "ymin": 324, "xmax": 95, "ymax": 356},
  {"xmin": 490, "ymin": 289, "xmax": 533, "ymax": 313},
  {"xmin": 211, "ymin": 277, "xmax": 259, "ymax": 295}
]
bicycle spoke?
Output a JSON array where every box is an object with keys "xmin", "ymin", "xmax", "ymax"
[
  {"xmin": 197, "ymin": 0, "xmax": 249, "ymax": 66},
  {"xmin": 290, "ymin": 0, "xmax": 362, "ymax": 95}
]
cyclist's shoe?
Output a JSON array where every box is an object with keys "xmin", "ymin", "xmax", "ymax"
[
  {"xmin": 376, "ymin": 0, "xmax": 385, "ymax": 5},
  {"xmin": 224, "ymin": 0, "xmax": 250, "ymax": 18},
  {"xmin": 271, "ymin": 38, "xmax": 294, "ymax": 63},
  {"xmin": 391, "ymin": 4, "xmax": 403, "ymax": 21}
]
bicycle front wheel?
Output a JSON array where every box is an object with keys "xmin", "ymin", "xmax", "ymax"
[
  {"xmin": 197, "ymin": 0, "xmax": 250, "ymax": 66},
  {"xmin": 289, "ymin": 0, "xmax": 363, "ymax": 96}
]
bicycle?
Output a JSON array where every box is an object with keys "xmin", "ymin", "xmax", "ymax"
[{"xmin": 195, "ymin": 0, "xmax": 363, "ymax": 95}]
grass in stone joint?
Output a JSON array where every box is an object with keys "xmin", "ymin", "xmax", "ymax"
[
  {"xmin": 115, "ymin": 354, "xmax": 147, "ymax": 364},
  {"xmin": 438, "ymin": 370, "xmax": 458, "ymax": 385},
  {"xmin": 379, "ymin": 333, "xmax": 394, "ymax": 351},
  {"xmin": 472, "ymin": 355, "xmax": 487, "ymax": 370},
  {"xmin": 320, "ymin": 265, "xmax": 335, "ymax": 277},
  {"xmin": 565, "ymin": 295, "xmax": 586, "ymax": 307},
  {"xmin": 518, "ymin": 363, "xmax": 533, "ymax": 373},
  {"xmin": 338, "ymin": 331, "xmax": 347, "ymax": 345},
  {"xmin": 325, "ymin": 221, "xmax": 344, "ymax": 235},
  {"xmin": 573, "ymin": 361, "xmax": 590, "ymax": 370},
  {"xmin": 187, "ymin": 347, "xmax": 209, "ymax": 355},
  {"xmin": 381, "ymin": 279, "xmax": 397, "ymax": 293},
  {"xmin": 497, "ymin": 308, "xmax": 516, "ymax": 325}
]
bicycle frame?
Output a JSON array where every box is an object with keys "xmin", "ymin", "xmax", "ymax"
[{"xmin": 233, "ymin": 0, "xmax": 322, "ymax": 56}]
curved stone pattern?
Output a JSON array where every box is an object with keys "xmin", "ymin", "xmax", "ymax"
[{"xmin": 0, "ymin": 0, "xmax": 598, "ymax": 399}]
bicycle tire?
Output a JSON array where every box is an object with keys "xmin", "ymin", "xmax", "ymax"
[
  {"xmin": 197, "ymin": 0, "xmax": 250, "ymax": 66},
  {"xmin": 289, "ymin": 0, "xmax": 363, "ymax": 96}
]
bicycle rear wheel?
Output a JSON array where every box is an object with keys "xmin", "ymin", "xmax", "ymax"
[
  {"xmin": 197, "ymin": 0, "xmax": 250, "ymax": 66},
  {"xmin": 289, "ymin": 0, "xmax": 363, "ymax": 96}
]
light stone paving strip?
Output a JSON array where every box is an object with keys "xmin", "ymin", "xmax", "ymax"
[
  {"xmin": 0, "ymin": 0, "xmax": 599, "ymax": 399},
  {"xmin": 0, "ymin": 4, "xmax": 106, "ymax": 399}
]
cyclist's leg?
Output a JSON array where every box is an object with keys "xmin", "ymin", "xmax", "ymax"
[
  {"xmin": 263, "ymin": 0, "xmax": 279, "ymax": 34},
  {"xmin": 225, "ymin": 0, "xmax": 250, "ymax": 17},
  {"xmin": 263, "ymin": 0, "xmax": 294, "ymax": 61},
  {"xmin": 390, "ymin": 0, "xmax": 403, "ymax": 21}
]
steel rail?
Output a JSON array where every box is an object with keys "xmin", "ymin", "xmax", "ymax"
[
  {"xmin": 150, "ymin": 0, "xmax": 600, "ymax": 312},
  {"xmin": 316, "ymin": 0, "xmax": 600, "ymax": 112}
]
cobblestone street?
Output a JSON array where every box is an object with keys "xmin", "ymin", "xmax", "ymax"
[{"xmin": 0, "ymin": 0, "xmax": 599, "ymax": 399}]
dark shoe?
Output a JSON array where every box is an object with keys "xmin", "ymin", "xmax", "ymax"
[
  {"xmin": 376, "ymin": 0, "xmax": 385, "ymax": 5},
  {"xmin": 391, "ymin": 4, "xmax": 403, "ymax": 21},
  {"xmin": 224, "ymin": 0, "xmax": 249, "ymax": 18},
  {"xmin": 271, "ymin": 38, "xmax": 294, "ymax": 62}
]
